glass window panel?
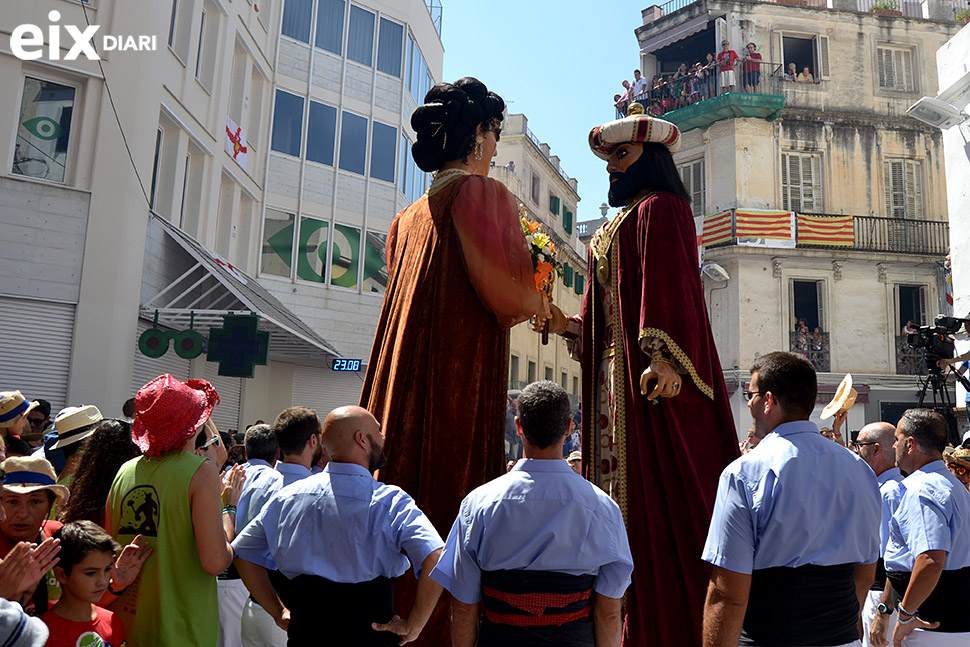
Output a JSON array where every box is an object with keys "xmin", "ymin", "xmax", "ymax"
[
  {"xmin": 271, "ymin": 90, "xmax": 304, "ymax": 157},
  {"xmin": 362, "ymin": 230, "xmax": 388, "ymax": 293},
  {"xmin": 330, "ymin": 223, "xmax": 360, "ymax": 289},
  {"xmin": 338, "ymin": 111, "xmax": 367, "ymax": 175},
  {"xmin": 307, "ymin": 101, "xmax": 337, "ymax": 166},
  {"xmin": 409, "ymin": 40, "xmax": 421, "ymax": 102},
  {"xmin": 377, "ymin": 18, "xmax": 403, "ymax": 77},
  {"xmin": 398, "ymin": 134, "xmax": 409, "ymax": 195},
  {"xmin": 281, "ymin": 0, "xmax": 312, "ymax": 43},
  {"xmin": 297, "ymin": 216, "xmax": 329, "ymax": 282},
  {"xmin": 315, "ymin": 0, "xmax": 344, "ymax": 55},
  {"xmin": 404, "ymin": 32, "xmax": 413, "ymax": 89},
  {"xmin": 14, "ymin": 77, "xmax": 75, "ymax": 183},
  {"xmin": 370, "ymin": 121, "xmax": 396, "ymax": 182},
  {"xmin": 261, "ymin": 208, "xmax": 295, "ymax": 277},
  {"xmin": 347, "ymin": 5, "xmax": 375, "ymax": 66}
]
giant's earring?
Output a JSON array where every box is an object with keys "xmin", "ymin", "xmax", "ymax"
[{"xmin": 474, "ymin": 135, "xmax": 484, "ymax": 160}]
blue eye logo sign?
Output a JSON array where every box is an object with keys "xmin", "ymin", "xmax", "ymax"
[{"xmin": 22, "ymin": 116, "xmax": 64, "ymax": 141}]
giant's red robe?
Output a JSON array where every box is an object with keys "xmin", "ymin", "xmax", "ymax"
[{"xmin": 572, "ymin": 191, "xmax": 739, "ymax": 647}]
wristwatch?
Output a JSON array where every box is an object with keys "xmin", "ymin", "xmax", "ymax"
[{"xmin": 876, "ymin": 602, "xmax": 894, "ymax": 615}]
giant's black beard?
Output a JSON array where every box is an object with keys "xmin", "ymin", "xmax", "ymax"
[{"xmin": 607, "ymin": 150, "xmax": 653, "ymax": 207}]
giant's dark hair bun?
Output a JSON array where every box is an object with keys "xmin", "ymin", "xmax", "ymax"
[{"xmin": 411, "ymin": 77, "xmax": 505, "ymax": 173}]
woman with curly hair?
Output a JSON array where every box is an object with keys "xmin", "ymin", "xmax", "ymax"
[{"xmin": 59, "ymin": 419, "xmax": 139, "ymax": 527}]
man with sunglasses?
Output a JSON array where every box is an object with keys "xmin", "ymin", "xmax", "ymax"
[
  {"xmin": 702, "ymin": 351, "xmax": 881, "ymax": 647},
  {"xmin": 850, "ymin": 422, "xmax": 904, "ymax": 647}
]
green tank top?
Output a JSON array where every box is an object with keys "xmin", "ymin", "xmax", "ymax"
[{"xmin": 108, "ymin": 451, "xmax": 217, "ymax": 647}]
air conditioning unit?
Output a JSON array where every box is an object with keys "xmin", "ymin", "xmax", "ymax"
[{"xmin": 906, "ymin": 96, "xmax": 967, "ymax": 129}]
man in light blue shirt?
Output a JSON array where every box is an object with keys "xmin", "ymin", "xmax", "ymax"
[
  {"xmin": 233, "ymin": 406, "xmax": 443, "ymax": 647},
  {"xmin": 850, "ymin": 421, "xmax": 904, "ymax": 647},
  {"xmin": 881, "ymin": 409, "xmax": 970, "ymax": 646},
  {"xmin": 431, "ymin": 381, "xmax": 633, "ymax": 647},
  {"xmin": 702, "ymin": 352, "xmax": 880, "ymax": 647}
]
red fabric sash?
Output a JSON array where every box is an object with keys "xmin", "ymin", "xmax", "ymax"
[{"xmin": 482, "ymin": 586, "xmax": 592, "ymax": 627}]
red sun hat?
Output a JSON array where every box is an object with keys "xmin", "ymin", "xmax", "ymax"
[{"xmin": 132, "ymin": 374, "xmax": 220, "ymax": 458}]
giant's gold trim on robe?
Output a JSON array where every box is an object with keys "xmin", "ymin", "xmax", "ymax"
[{"xmin": 638, "ymin": 327, "xmax": 714, "ymax": 400}]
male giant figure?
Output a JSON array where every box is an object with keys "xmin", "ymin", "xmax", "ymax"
[{"xmin": 545, "ymin": 110, "xmax": 739, "ymax": 646}]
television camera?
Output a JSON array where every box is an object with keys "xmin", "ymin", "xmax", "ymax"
[{"xmin": 907, "ymin": 315, "xmax": 970, "ymax": 446}]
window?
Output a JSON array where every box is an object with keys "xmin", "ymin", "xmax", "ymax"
[
  {"xmin": 13, "ymin": 77, "xmax": 75, "ymax": 183},
  {"xmin": 281, "ymin": 0, "xmax": 312, "ymax": 43},
  {"xmin": 574, "ymin": 274, "xmax": 585, "ymax": 295},
  {"xmin": 248, "ymin": 67, "xmax": 265, "ymax": 152},
  {"xmin": 573, "ymin": 375, "xmax": 579, "ymax": 395},
  {"xmin": 563, "ymin": 207, "xmax": 573, "ymax": 234},
  {"xmin": 377, "ymin": 18, "xmax": 404, "ymax": 77},
  {"xmin": 510, "ymin": 355, "xmax": 519, "ymax": 388},
  {"xmin": 195, "ymin": 9, "xmax": 206, "ymax": 80},
  {"xmin": 544, "ymin": 366, "xmax": 553, "ymax": 381},
  {"xmin": 261, "ymin": 208, "xmax": 295, "ymax": 277},
  {"xmin": 370, "ymin": 121, "xmax": 397, "ymax": 182},
  {"xmin": 884, "ymin": 159, "xmax": 922, "ymax": 219},
  {"xmin": 877, "ymin": 46, "xmax": 915, "ymax": 92},
  {"xmin": 271, "ymin": 90, "xmax": 303, "ymax": 157},
  {"xmin": 531, "ymin": 174, "xmax": 540, "ymax": 204},
  {"xmin": 898, "ymin": 284, "xmax": 927, "ymax": 331},
  {"xmin": 527, "ymin": 361, "xmax": 536, "ymax": 383},
  {"xmin": 179, "ymin": 152, "xmax": 191, "ymax": 229},
  {"xmin": 150, "ymin": 128, "xmax": 163, "ymax": 209},
  {"xmin": 791, "ymin": 279, "xmax": 824, "ymax": 331},
  {"xmin": 307, "ymin": 101, "xmax": 337, "ymax": 166},
  {"xmin": 315, "ymin": 0, "xmax": 344, "ymax": 55},
  {"xmin": 561, "ymin": 371, "xmax": 568, "ymax": 389},
  {"xmin": 168, "ymin": 0, "xmax": 179, "ymax": 47},
  {"xmin": 347, "ymin": 5, "xmax": 375, "ymax": 66},
  {"xmin": 549, "ymin": 194, "xmax": 560, "ymax": 215},
  {"xmin": 781, "ymin": 34, "xmax": 829, "ymax": 82},
  {"xmin": 398, "ymin": 134, "xmax": 410, "ymax": 195},
  {"xmin": 363, "ymin": 230, "xmax": 388, "ymax": 293},
  {"xmin": 563, "ymin": 264, "xmax": 573, "ymax": 288},
  {"xmin": 678, "ymin": 160, "xmax": 706, "ymax": 218},
  {"xmin": 297, "ymin": 216, "xmax": 329, "ymax": 282},
  {"xmin": 339, "ymin": 111, "xmax": 367, "ymax": 175},
  {"xmin": 195, "ymin": 3, "xmax": 219, "ymax": 91},
  {"xmin": 331, "ymin": 223, "xmax": 360, "ymax": 289},
  {"xmin": 781, "ymin": 152, "xmax": 822, "ymax": 212}
]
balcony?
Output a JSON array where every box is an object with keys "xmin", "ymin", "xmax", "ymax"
[
  {"xmin": 649, "ymin": 0, "xmax": 961, "ymax": 21},
  {"xmin": 702, "ymin": 209, "xmax": 948, "ymax": 256},
  {"xmin": 895, "ymin": 334, "xmax": 928, "ymax": 375},
  {"xmin": 790, "ymin": 330, "xmax": 830, "ymax": 372},
  {"xmin": 617, "ymin": 61, "xmax": 785, "ymax": 132}
]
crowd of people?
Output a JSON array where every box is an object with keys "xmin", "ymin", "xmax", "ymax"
[
  {"xmin": 792, "ymin": 316, "xmax": 828, "ymax": 370},
  {"xmin": 613, "ymin": 39, "xmax": 817, "ymax": 118}
]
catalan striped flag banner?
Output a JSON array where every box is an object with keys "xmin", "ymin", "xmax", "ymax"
[
  {"xmin": 701, "ymin": 210, "xmax": 733, "ymax": 247},
  {"xmin": 796, "ymin": 214, "xmax": 854, "ymax": 246},
  {"xmin": 735, "ymin": 210, "xmax": 793, "ymax": 240}
]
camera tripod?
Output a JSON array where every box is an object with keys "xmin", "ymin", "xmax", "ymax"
[{"xmin": 915, "ymin": 364, "xmax": 969, "ymax": 447}]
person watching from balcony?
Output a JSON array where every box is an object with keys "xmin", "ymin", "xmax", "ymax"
[
  {"xmin": 632, "ymin": 69, "xmax": 649, "ymax": 101},
  {"xmin": 902, "ymin": 320, "xmax": 917, "ymax": 336},
  {"xmin": 784, "ymin": 63, "xmax": 797, "ymax": 82},
  {"xmin": 690, "ymin": 63, "xmax": 705, "ymax": 104},
  {"xmin": 717, "ymin": 41, "xmax": 739, "ymax": 93},
  {"xmin": 672, "ymin": 63, "xmax": 689, "ymax": 109},
  {"xmin": 704, "ymin": 53, "xmax": 717, "ymax": 96},
  {"xmin": 742, "ymin": 42, "xmax": 763, "ymax": 93},
  {"xmin": 797, "ymin": 66, "xmax": 814, "ymax": 83},
  {"xmin": 617, "ymin": 80, "xmax": 633, "ymax": 114}
]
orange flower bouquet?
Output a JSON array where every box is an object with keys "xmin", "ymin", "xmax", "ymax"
[{"xmin": 520, "ymin": 205, "xmax": 564, "ymax": 345}]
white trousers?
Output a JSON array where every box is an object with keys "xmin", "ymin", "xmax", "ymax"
[
  {"xmin": 241, "ymin": 597, "xmax": 288, "ymax": 647},
  {"xmin": 217, "ymin": 578, "xmax": 250, "ymax": 647},
  {"xmin": 862, "ymin": 588, "xmax": 897, "ymax": 647},
  {"xmin": 900, "ymin": 629, "xmax": 970, "ymax": 646}
]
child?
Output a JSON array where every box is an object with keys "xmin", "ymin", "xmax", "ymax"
[{"xmin": 41, "ymin": 521, "xmax": 125, "ymax": 647}]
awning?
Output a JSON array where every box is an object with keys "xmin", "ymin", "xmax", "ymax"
[
  {"xmin": 639, "ymin": 14, "xmax": 710, "ymax": 54},
  {"xmin": 142, "ymin": 214, "xmax": 341, "ymax": 361}
]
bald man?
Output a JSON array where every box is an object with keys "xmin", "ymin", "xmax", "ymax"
[
  {"xmin": 853, "ymin": 422, "xmax": 904, "ymax": 647},
  {"xmin": 232, "ymin": 406, "xmax": 444, "ymax": 646}
]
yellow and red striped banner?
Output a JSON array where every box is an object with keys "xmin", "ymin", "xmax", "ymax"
[
  {"xmin": 701, "ymin": 210, "xmax": 733, "ymax": 247},
  {"xmin": 735, "ymin": 210, "xmax": 793, "ymax": 240},
  {"xmin": 797, "ymin": 214, "xmax": 854, "ymax": 246}
]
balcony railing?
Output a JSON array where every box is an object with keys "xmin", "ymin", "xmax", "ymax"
[
  {"xmin": 857, "ymin": 0, "xmax": 926, "ymax": 17},
  {"xmin": 895, "ymin": 334, "xmax": 928, "ymax": 375},
  {"xmin": 616, "ymin": 61, "xmax": 783, "ymax": 121},
  {"xmin": 657, "ymin": 0, "xmax": 827, "ymax": 16},
  {"xmin": 790, "ymin": 331, "xmax": 830, "ymax": 372},
  {"xmin": 703, "ymin": 210, "xmax": 948, "ymax": 256}
]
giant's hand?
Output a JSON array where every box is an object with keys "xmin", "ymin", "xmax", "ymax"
[
  {"xmin": 640, "ymin": 360, "xmax": 682, "ymax": 400},
  {"xmin": 533, "ymin": 303, "xmax": 568, "ymax": 336}
]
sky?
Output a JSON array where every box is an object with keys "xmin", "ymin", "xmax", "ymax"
[{"xmin": 440, "ymin": 0, "xmax": 648, "ymax": 222}]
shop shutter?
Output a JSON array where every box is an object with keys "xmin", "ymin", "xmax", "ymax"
[
  {"xmin": 0, "ymin": 297, "xmax": 75, "ymax": 414},
  {"xmin": 291, "ymin": 363, "xmax": 364, "ymax": 418}
]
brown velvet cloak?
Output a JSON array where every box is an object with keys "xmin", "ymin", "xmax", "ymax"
[
  {"xmin": 578, "ymin": 191, "xmax": 739, "ymax": 647},
  {"xmin": 360, "ymin": 174, "xmax": 538, "ymax": 645}
]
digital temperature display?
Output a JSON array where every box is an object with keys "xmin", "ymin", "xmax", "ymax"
[{"xmin": 332, "ymin": 359, "xmax": 362, "ymax": 372}]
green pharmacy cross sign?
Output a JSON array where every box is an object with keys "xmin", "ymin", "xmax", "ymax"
[
  {"xmin": 138, "ymin": 312, "xmax": 270, "ymax": 378},
  {"xmin": 207, "ymin": 314, "xmax": 270, "ymax": 378}
]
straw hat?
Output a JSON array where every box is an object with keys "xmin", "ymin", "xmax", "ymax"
[
  {"xmin": 821, "ymin": 374, "xmax": 858, "ymax": 420},
  {"xmin": 567, "ymin": 450, "xmax": 582, "ymax": 463},
  {"xmin": 0, "ymin": 391, "xmax": 37, "ymax": 429},
  {"xmin": 589, "ymin": 112, "xmax": 681, "ymax": 159},
  {"xmin": 0, "ymin": 456, "xmax": 70, "ymax": 505},
  {"xmin": 944, "ymin": 446, "xmax": 970, "ymax": 471},
  {"xmin": 132, "ymin": 374, "xmax": 220, "ymax": 459},
  {"xmin": 51, "ymin": 405, "xmax": 103, "ymax": 449}
]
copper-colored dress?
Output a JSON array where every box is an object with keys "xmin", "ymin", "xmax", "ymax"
[{"xmin": 360, "ymin": 172, "xmax": 538, "ymax": 645}]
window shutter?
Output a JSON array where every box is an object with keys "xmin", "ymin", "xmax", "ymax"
[
  {"xmin": 816, "ymin": 281, "xmax": 825, "ymax": 330},
  {"xmin": 877, "ymin": 48, "xmax": 889, "ymax": 89},
  {"xmin": 902, "ymin": 49, "xmax": 913, "ymax": 92},
  {"xmin": 789, "ymin": 155, "xmax": 803, "ymax": 212},
  {"xmin": 692, "ymin": 161, "xmax": 705, "ymax": 217},
  {"xmin": 575, "ymin": 274, "xmax": 585, "ymax": 295},
  {"xmin": 816, "ymin": 35, "xmax": 830, "ymax": 80},
  {"xmin": 905, "ymin": 160, "xmax": 922, "ymax": 219},
  {"xmin": 563, "ymin": 208, "xmax": 573, "ymax": 234},
  {"xmin": 883, "ymin": 161, "xmax": 894, "ymax": 217},
  {"xmin": 564, "ymin": 264, "xmax": 573, "ymax": 287},
  {"xmin": 781, "ymin": 154, "xmax": 790, "ymax": 211},
  {"xmin": 549, "ymin": 195, "xmax": 560, "ymax": 215},
  {"xmin": 917, "ymin": 285, "xmax": 927, "ymax": 325},
  {"xmin": 801, "ymin": 155, "xmax": 816, "ymax": 213}
]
